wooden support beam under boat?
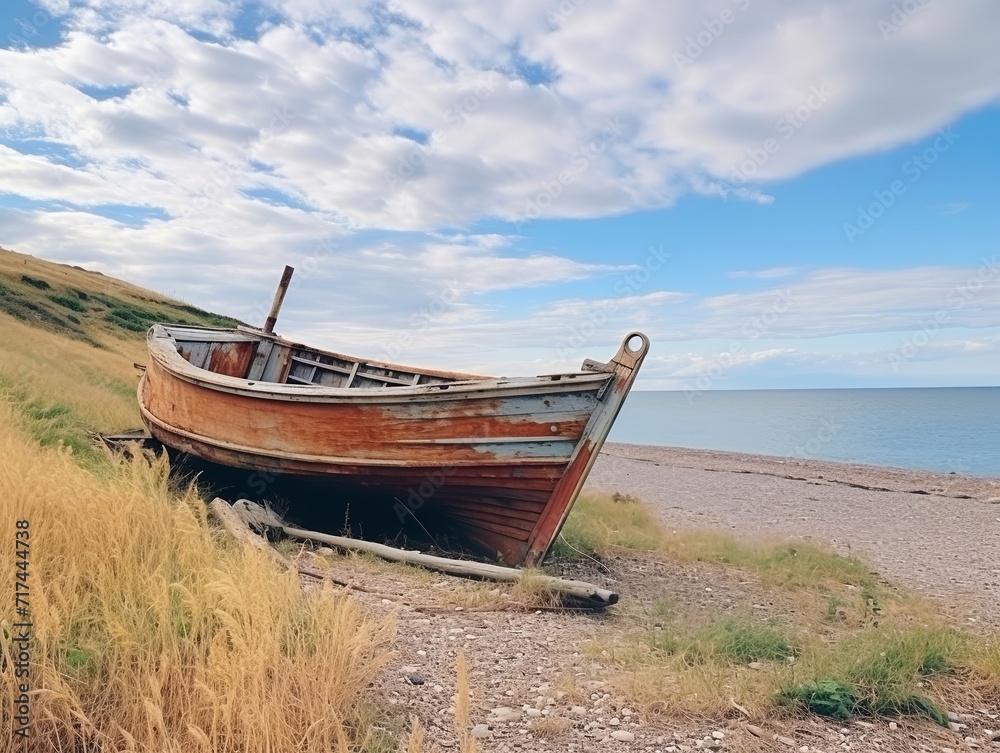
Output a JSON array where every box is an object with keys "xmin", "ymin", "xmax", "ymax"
[{"xmin": 230, "ymin": 499, "xmax": 619, "ymax": 607}]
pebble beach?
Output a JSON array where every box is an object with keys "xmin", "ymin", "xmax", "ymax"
[{"xmin": 588, "ymin": 442, "xmax": 1000, "ymax": 627}]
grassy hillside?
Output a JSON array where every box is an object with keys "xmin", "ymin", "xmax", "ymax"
[
  {"xmin": 0, "ymin": 246, "xmax": 243, "ymax": 345},
  {"xmin": 0, "ymin": 247, "xmax": 247, "ymax": 468}
]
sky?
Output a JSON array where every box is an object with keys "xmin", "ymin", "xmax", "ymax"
[{"xmin": 0, "ymin": 0, "xmax": 998, "ymax": 390}]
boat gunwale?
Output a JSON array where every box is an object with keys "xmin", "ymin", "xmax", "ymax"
[{"xmin": 148, "ymin": 324, "xmax": 613, "ymax": 404}]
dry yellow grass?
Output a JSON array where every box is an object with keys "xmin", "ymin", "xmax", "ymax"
[{"xmin": 0, "ymin": 400, "xmax": 393, "ymax": 751}]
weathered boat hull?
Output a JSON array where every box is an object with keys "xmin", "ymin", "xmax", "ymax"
[{"xmin": 139, "ymin": 325, "xmax": 648, "ymax": 565}]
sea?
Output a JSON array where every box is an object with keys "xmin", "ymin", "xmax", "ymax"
[{"xmin": 608, "ymin": 387, "xmax": 1000, "ymax": 477}]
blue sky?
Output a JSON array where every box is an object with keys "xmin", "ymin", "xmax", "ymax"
[{"xmin": 0, "ymin": 0, "xmax": 997, "ymax": 389}]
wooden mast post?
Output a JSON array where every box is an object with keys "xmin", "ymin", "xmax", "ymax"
[{"xmin": 263, "ymin": 265, "xmax": 295, "ymax": 333}]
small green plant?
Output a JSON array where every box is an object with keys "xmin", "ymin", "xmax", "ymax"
[
  {"xmin": 860, "ymin": 584, "xmax": 882, "ymax": 622},
  {"xmin": 825, "ymin": 596, "xmax": 845, "ymax": 622},
  {"xmin": 63, "ymin": 647, "xmax": 98, "ymax": 675},
  {"xmin": 780, "ymin": 679, "xmax": 856, "ymax": 718},
  {"xmin": 104, "ymin": 306, "xmax": 154, "ymax": 332},
  {"xmin": 918, "ymin": 650, "xmax": 951, "ymax": 676},
  {"xmin": 611, "ymin": 491, "xmax": 640, "ymax": 504},
  {"xmin": 650, "ymin": 596, "xmax": 672, "ymax": 621},
  {"xmin": 789, "ymin": 628, "xmax": 962, "ymax": 725}
]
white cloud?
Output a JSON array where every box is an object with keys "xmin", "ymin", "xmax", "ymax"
[
  {"xmin": 729, "ymin": 266, "xmax": 799, "ymax": 279},
  {"xmin": 689, "ymin": 264, "xmax": 1000, "ymax": 341}
]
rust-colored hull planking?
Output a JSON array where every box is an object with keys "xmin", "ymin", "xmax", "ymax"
[{"xmin": 139, "ymin": 324, "xmax": 648, "ymax": 566}]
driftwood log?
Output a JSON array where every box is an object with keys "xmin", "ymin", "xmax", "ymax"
[{"xmin": 225, "ymin": 499, "xmax": 618, "ymax": 607}]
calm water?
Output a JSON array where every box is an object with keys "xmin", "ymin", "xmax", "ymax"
[{"xmin": 608, "ymin": 387, "xmax": 1000, "ymax": 477}]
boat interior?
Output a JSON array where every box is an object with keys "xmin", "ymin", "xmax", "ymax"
[{"xmin": 162, "ymin": 325, "xmax": 482, "ymax": 389}]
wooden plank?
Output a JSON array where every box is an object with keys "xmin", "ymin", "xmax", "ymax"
[
  {"xmin": 290, "ymin": 355, "xmax": 354, "ymax": 375},
  {"xmin": 207, "ymin": 341, "xmax": 257, "ymax": 378},
  {"xmin": 261, "ymin": 343, "xmax": 291, "ymax": 383},
  {"xmin": 442, "ymin": 508, "xmax": 537, "ymax": 533},
  {"xmin": 354, "ymin": 370, "xmax": 421, "ymax": 386},
  {"xmin": 263, "ymin": 265, "xmax": 294, "ymax": 334},
  {"xmin": 345, "ymin": 361, "xmax": 360, "ymax": 388},
  {"xmin": 171, "ymin": 329, "xmax": 258, "ymax": 343},
  {"xmin": 208, "ymin": 498, "xmax": 290, "ymax": 569},
  {"xmin": 431, "ymin": 500, "xmax": 546, "ymax": 523},
  {"xmin": 245, "ymin": 338, "xmax": 274, "ymax": 381},
  {"xmin": 229, "ymin": 500, "xmax": 617, "ymax": 606}
]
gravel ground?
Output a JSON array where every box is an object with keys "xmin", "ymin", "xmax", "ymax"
[{"xmin": 588, "ymin": 442, "xmax": 1000, "ymax": 627}]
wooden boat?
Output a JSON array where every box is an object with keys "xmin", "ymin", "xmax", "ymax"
[{"xmin": 137, "ymin": 272, "xmax": 648, "ymax": 566}]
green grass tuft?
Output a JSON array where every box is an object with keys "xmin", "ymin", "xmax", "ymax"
[
  {"xmin": 21, "ymin": 274, "xmax": 51, "ymax": 289},
  {"xmin": 63, "ymin": 647, "xmax": 99, "ymax": 676},
  {"xmin": 20, "ymin": 399, "xmax": 103, "ymax": 466},
  {"xmin": 704, "ymin": 619, "xmax": 794, "ymax": 663},
  {"xmin": 658, "ymin": 617, "xmax": 794, "ymax": 666},
  {"xmin": 48, "ymin": 293, "xmax": 88, "ymax": 312}
]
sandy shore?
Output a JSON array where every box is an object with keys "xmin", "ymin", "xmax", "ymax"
[{"xmin": 587, "ymin": 442, "xmax": 1000, "ymax": 626}]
